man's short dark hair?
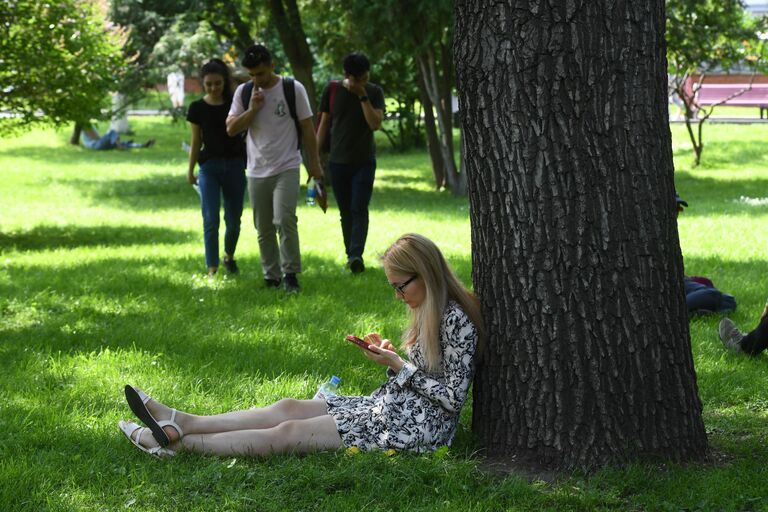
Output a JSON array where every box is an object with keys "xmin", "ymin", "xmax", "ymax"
[
  {"xmin": 242, "ymin": 44, "xmax": 272, "ymax": 68},
  {"xmin": 343, "ymin": 53, "xmax": 370, "ymax": 77}
]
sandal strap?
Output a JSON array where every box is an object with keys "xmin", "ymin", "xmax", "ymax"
[
  {"xmin": 120, "ymin": 421, "xmax": 149, "ymax": 444},
  {"xmin": 136, "ymin": 388, "xmax": 151, "ymax": 405},
  {"xmin": 156, "ymin": 409, "xmax": 184, "ymax": 439}
]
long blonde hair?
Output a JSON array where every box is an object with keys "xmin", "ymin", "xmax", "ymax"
[{"xmin": 381, "ymin": 233, "xmax": 484, "ymax": 372}]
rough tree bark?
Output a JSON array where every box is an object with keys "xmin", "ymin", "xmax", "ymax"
[{"xmin": 455, "ymin": 1, "xmax": 708, "ymax": 470}]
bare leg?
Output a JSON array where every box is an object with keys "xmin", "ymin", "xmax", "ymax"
[
  {"xmin": 180, "ymin": 415, "xmax": 343, "ymax": 456},
  {"xmin": 141, "ymin": 394, "xmax": 328, "ymax": 442}
]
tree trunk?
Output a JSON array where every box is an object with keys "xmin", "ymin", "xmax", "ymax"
[
  {"xmin": 268, "ymin": 0, "xmax": 317, "ymax": 114},
  {"xmin": 417, "ymin": 49, "xmax": 464, "ymax": 195},
  {"xmin": 418, "ymin": 73, "xmax": 446, "ymax": 189},
  {"xmin": 70, "ymin": 123, "xmax": 82, "ymax": 146},
  {"xmin": 455, "ymin": 1, "xmax": 708, "ymax": 471}
]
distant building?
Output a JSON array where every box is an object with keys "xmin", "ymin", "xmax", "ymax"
[{"xmin": 745, "ymin": 0, "xmax": 768, "ymax": 16}]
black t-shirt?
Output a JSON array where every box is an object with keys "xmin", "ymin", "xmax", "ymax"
[
  {"xmin": 186, "ymin": 98, "xmax": 246, "ymax": 164},
  {"xmin": 320, "ymin": 81, "xmax": 385, "ymax": 165}
]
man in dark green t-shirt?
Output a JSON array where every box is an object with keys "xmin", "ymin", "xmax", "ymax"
[{"xmin": 317, "ymin": 53, "xmax": 385, "ymax": 274}]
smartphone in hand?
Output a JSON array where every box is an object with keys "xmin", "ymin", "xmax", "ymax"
[{"xmin": 346, "ymin": 335, "xmax": 372, "ymax": 350}]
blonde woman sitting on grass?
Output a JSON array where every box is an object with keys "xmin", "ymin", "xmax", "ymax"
[{"xmin": 119, "ymin": 233, "xmax": 484, "ymax": 457}]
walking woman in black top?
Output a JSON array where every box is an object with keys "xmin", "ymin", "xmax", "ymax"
[{"xmin": 186, "ymin": 59, "xmax": 247, "ymax": 276}]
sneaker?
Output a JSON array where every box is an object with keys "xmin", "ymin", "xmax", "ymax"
[
  {"xmin": 719, "ymin": 318, "xmax": 745, "ymax": 352},
  {"xmin": 348, "ymin": 257, "xmax": 365, "ymax": 274},
  {"xmin": 223, "ymin": 258, "xmax": 239, "ymax": 275},
  {"xmin": 283, "ymin": 273, "xmax": 300, "ymax": 293},
  {"xmin": 264, "ymin": 278, "xmax": 281, "ymax": 289}
]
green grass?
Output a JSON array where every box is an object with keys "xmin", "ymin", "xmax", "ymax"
[{"xmin": 1, "ymin": 118, "xmax": 767, "ymax": 511}]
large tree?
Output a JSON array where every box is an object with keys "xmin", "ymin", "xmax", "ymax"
[
  {"xmin": 0, "ymin": 0, "xmax": 125, "ymax": 134},
  {"xmin": 455, "ymin": 1, "xmax": 708, "ymax": 470}
]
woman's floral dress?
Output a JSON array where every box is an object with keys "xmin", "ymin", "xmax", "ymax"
[{"xmin": 325, "ymin": 301, "xmax": 478, "ymax": 452}]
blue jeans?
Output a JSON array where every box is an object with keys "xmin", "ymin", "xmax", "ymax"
[
  {"xmin": 684, "ymin": 278, "xmax": 736, "ymax": 314},
  {"xmin": 82, "ymin": 129, "xmax": 120, "ymax": 150},
  {"xmin": 329, "ymin": 160, "xmax": 376, "ymax": 260},
  {"xmin": 198, "ymin": 157, "xmax": 246, "ymax": 268}
]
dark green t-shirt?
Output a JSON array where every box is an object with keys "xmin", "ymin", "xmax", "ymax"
[{"xmin": 320, "ymin": 81, "xmax": 385, "ymax": 165}]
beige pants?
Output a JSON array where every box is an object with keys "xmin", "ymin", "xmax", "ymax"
[{"xmin": 247, "ymin": 168, "xmax": 301, "ymax": 280}]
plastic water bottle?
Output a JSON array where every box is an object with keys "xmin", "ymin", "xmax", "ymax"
[
  {"xmin": 306, "ymin": 178, "xmax": 317, "ymax": 206},
  {"xmin": 313, "ymin": 375, "xmax": 340, "ymax": 400}
]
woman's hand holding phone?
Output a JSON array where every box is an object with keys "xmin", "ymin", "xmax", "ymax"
[{"xmin": 346, "ymin": 332, "xmax": 404, "ymax": 372}]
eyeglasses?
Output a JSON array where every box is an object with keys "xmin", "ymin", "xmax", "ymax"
[{"xmin": 391, "ymin": 275, "xmax": 417, "ymax": 296}]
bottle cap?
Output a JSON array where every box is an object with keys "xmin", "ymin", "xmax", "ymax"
[{"xmin": 331, "ymin": 375, "xmax": 341, "ymax": 385}]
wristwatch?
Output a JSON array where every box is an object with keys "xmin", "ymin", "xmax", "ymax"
[{"xmin": 359, "ymin": 96, "xmax": 369, "ymax": 102}]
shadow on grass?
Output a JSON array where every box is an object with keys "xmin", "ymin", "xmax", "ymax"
[
  {"xmin": 61, "ymin": 170, "xmax": 469, "ymax": 218},
  {"xmin": 0, "ymin": 250, "xmax": 472, "ymax": 392},
  {"xmin": 0, "ymin": 224, "xmax": 193, "ymax": 251},
  {"xmin": 67, "ymin": 174, "xmax": 201, "ymax": 212}
]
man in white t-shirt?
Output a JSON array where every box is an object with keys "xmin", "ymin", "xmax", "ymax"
[{"xmin": 227, "ymin": 44, "xmax": 323, "ymax": 292}]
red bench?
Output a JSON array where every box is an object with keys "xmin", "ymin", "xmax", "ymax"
[{"xmin": 685, "ymin": 76, "xmax": 768, "ymax": 119}]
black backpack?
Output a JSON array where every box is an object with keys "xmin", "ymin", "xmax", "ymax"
[{"xmin": 240, "ymin": 77, "xmax": 301, "ymax": 149}]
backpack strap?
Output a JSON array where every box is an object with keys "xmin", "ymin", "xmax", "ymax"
[
  {"xmin": 240, "ymin": 81, "xmax": 254, "ymax": 111},
  {"xmin": 282, "ymin": 76, "xmax": 301, "ymax": 150},
  {"xmin": 240, "ymin": 79, "xmax": 301, "ymax": 149}
]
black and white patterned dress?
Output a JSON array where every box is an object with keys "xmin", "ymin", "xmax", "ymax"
[{"xmin": 325, "ymin": 300, "xmax": 478, "ymax": 453}]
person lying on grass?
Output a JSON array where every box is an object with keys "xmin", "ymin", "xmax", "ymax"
[
  {"xmin": 81, "ymin": 123, "xmax": 155, "ymax": 150},
  {"xmin": 720, "ymin": 303, "xmax": 768, "ymax": 356},
  {"xmin": 119, "ymin": 233, "xmax": 484, "ymax": 458}
]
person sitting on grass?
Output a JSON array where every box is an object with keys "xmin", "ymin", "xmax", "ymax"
[
  {"xmin": 118, "ymin": 233, "xmax": 484, "ymax": 458},
  {"xmin": 81, "ymin": 123, "xmax": 155, "ymax": 150},
  {"xmin": 719, "ymin": 303, "xmax": 768, "ymax": 356},
  {"xmin": 676, "ymin": 193, "xmax": 737, "ymax": 315}
]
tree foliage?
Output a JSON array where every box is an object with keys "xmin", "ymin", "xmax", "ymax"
[
  {"xmin": 195, "ymin": 0, "xmax": 317, "ymax": 110},
  {"xmin": 0, "ymin": 0, "xmax": 126, "ymax": 133},
  {"xmin": 108, "ymin": 0, "xmax": 185, "ymax": 104},
  {"xmin": 305, "ymin": 0, "xmax": 425, "ymax": 151},
  {"xmin": 149, "ymin": 18, "xmax": 222, "ymax": 80},
  {"xmin": 312, "ymin": 0, "xmax": 461, "ymax": 191},
  {"xmin": 666, "ymin": 0, "xmax": 768, "ymax": 165}
]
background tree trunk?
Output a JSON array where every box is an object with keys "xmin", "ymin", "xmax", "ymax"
[
  {"xmin": 418, "ymin": 73, "xmax": 446, "ymax": 189},
  {"xmin": 417, "ymin": 49, "xmax": 465, "ymax": 195},
  {"xmin": 268, "ymin": 0, "xmax": 317, "ymax": 113},
  {"xmin": 455, "ymin": 1, "xmax": 708, "ymax": 470},
  {"xmin": 70, "ymin": 123, "xmax": 82, "ymax": 146}
]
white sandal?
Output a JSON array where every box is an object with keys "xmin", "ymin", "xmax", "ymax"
[
  {"xmin": 124, "ymin": 385, "xmax": 185, "ymax": 446},
  {"xmin": 118, "ymin": 420, "xmax": 176, "ymax": 458}
]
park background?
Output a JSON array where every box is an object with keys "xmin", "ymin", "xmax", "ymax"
[{"xmin": 2, "ymin": 0, "xmax": 768, "ymax": 510}]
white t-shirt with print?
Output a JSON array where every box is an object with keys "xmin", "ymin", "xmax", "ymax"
[{"xmin": 229, "ymin": 76, "xmax": 313, "ymax": 178}]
